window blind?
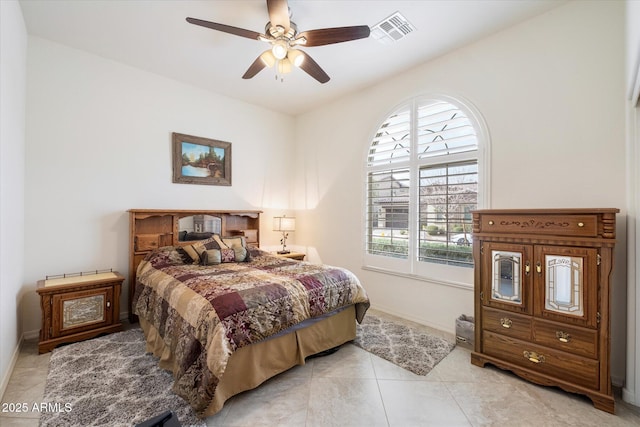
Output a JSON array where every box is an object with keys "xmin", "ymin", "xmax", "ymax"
[
  {"xmin": 366, "ymin": 169, "xmax": 410, "ymax": 259},
  {"xmin": 418, "ymin": 161, "xmax": 477, "ymax": 267},
  {"xmin": 368, "ymin": 106, "xmax": 411, "ymax": 167},
  {"xmin": 365, "ymin": 97, "xmax": 481, "ymax": 271},
  {"xmin": 417, "ymin": 101, "xmax": 477, "ymax": 159}
]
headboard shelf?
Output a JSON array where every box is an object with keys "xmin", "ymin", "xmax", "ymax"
[{"xmin": 128, "ymin": 209, "xmax": 262, "ymax": 322}]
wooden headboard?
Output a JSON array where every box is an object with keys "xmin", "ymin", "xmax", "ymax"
[{"xmin": 128, "ymin": 209, "xmax": 262, "ymax": 322}]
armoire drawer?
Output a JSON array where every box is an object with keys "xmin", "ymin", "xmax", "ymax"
[
  {"xmin": 532, "ymin": 319, "xmax": 598, "ymax": 359},
  {"xmin": 478, "ymin": 214, "xmax": 598, "ymax": 237},
  {"xmin": 483, "ymin": 331, "xmax": 599, "ymax": 390},
  {"xmin": 482, "ymin": 307, "xmax": 531, "ymax": 341}
]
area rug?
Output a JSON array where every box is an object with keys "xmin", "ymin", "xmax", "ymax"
[
  {"xmin": 354, "ymin": 311, "xmax": 456, "ymax": 375},
  {"xmin": 40, "ymin": 328, "xmax": 205, "ymax": 427}
]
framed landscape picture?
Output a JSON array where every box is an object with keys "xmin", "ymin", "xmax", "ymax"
[{"xmin": 172, "ymin": 132, "xmax": 231, "ymax": 186}]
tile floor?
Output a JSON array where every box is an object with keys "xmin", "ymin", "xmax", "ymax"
[{"xmin": 2, "ymin": 316, "xmax": 640, "ymax": 427}]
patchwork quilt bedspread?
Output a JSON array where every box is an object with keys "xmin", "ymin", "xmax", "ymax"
[{"xmin": 133, "ymin": 245, "xmax": 370, "ymax": 416}]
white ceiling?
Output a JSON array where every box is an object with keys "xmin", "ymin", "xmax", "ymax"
[{"xmin": 19, "ymin": 0, "xmax": 565, "ymax": 115}]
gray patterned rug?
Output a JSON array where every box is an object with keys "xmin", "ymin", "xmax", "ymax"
[
  {"xmin": 40, "ymin": 328, "xmax": 205, "ymax": 427},
  {"xmin": 354, "ymin": 311, "xmax": 456, "ymax": 375}
]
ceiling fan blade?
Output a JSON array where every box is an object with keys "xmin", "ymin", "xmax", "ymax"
[
  {"xmin": 186, "ymin": 17, "xmax": 263, "ymax": 41},
  {"xmin": 297, "ymin": 26, "xmax": 371, "ymax": 47},
  {"xmin": 298, "ymin": 51, "xmax": 330, "ymax": 84},
  {"xmin": 242, "ymin": 53, "xmax": 269, "ymax": 79},
  {"xmin": 266, "ymin": 0, "xmax": 290, "ymax": 30}
]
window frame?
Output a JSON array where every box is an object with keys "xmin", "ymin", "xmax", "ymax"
[{"xmin": 363, "ymin": 94, "xmax": 490, "ymax": 288}]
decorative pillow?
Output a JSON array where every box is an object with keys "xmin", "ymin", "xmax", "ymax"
[
  {"xmin": 201, "ymin": 249, "xmax": 222, "ymax": 265},
  {"xmin": 221, "ymin": 236, "xmax": 251, "ymax": 262},
  {"xmin": 200, "ymin": 237, "xmax": 251, "ymax": 264},
  {"xmin": 181, "ymin": 244, "xmax": 200, "ymax": 264},
  {"xmin": 181, "ymin": 235, "xmax": 223, "ymax": 264},
  {"xmin": 221, "ymin": 236, "xmax": 244, "ymax": 249},
  {"xmin": 220, "ymin": 248, "xmax": 236, "ymax": 263},
  {"xmin": 201, "ymin": 247, "xmax": 240, "ymax": 265},
  {"xmin": 231, "ymin": 246, "xmax": 248, "ymax": 262}
]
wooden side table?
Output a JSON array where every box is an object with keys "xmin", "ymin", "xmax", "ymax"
[
  {"xmin": 36, "ymin": 271, "xmax": 124, "ymax": 353},
  {"xmin": 275, "ymin": 252, "xmax": 306, "ymax": 261}
]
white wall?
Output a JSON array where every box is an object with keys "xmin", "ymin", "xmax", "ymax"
[
  {"xmin": 15, "ymin": 0, "xmax": 633, "ymax": 402},
  {"xmin": 23, "ymin": 37, "xmax": 296, "ymax": 336},
  {"xmin": 294, "ymin": 1, "xmax": 627, "ymax": 384},
  {"xmin": 0, "ymin": 0, "xmax": 27, "ymax": 396},
  {"xmin": 627, "ymin": 0, "xmax": 640, "ymax": 101},
  {"xmin": 624, "ymin": 0, "xmax": 640, "ymax": 408}
]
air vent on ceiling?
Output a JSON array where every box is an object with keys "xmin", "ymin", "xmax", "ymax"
[{"xmin": 371, "ymin": 12, "xmax": 415, "ymax": 45}]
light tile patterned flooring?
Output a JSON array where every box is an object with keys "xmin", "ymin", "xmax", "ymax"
[{"xmin": 2, "ymin": 313, "xmax": 640, "ymax": 426}]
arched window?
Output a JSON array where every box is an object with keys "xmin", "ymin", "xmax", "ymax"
[{"xmin": 365, "ymin": 95, "xmax": 489, "ymax": 282}]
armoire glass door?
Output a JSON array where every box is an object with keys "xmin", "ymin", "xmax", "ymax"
[
  {"xmin": 482, "ymin": 242, "xmax": 532, "ymax": 314},
  {"xmin": 534, "ymin": 245, "xmax": 598, "ymax": 327}
]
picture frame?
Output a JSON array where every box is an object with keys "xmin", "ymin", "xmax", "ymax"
[{"xmin": 172, "ymin": 132, "xmax": 231, "ymax": 186}]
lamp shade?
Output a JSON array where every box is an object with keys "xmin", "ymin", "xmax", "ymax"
[{"xmin": 273, "ymin": 216, "xmax": 295, "ymax": 232}]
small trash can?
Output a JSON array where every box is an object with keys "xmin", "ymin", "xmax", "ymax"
[{"xmin": 455, "ymin": 314, "xmax": 474, "ymax": 349}]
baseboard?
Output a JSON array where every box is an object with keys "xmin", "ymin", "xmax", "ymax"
[
  {"xmin": 612, "ymin": 375, "xmax": 625, "ymax": 388},
  {"xmin": 22, "ymin": 329, "xmax": 39, "ymax": 340},
  {"xmin": 623, "ymin": 387, "xmax": 639, "ymax": 406},
  {"xmin": 0, "ymin": 334, "xmax": 24, "ymax": 403}
]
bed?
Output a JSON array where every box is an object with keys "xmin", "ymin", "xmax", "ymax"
[{"xmin": 132, "ymin": 237, "xmax": 370, "ymax": 418}]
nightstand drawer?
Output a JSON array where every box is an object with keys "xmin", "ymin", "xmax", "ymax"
[
  {"xmin": 483, "ymin": 331, "xmax": 599, "ymax": 390},
  {"xmin": 532, "ymin": 319, "xmax": 597, "ymax": 359},
  {"xmin": 482, "ymin": 307, "xmax": 531, "ymax": 341}
]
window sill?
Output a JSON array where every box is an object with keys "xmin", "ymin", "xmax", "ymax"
[{"xmin": 361, "ymin": 265, "xmax": 474, "ymax": 291}]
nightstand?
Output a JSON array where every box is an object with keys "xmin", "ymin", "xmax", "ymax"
[
  {"xmin": 275, "ymin": 252, "xmax": 306, "ymax": 261},
  {"xmin": 36, "ymin": 271, "xmax": 124, "ymax": 353}
]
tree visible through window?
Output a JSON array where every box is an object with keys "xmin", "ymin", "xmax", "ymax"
[{"xmin": 366, "ymin": 97, "xmax": 482, "ymax": 270}]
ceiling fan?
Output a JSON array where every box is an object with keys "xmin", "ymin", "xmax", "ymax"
[{"xmin": 186, "ymin": 0, "xmax": 370, "ymax": 83}]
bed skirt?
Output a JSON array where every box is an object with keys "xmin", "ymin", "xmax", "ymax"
[{"xmin": 139, "ymin": 304, "xmax": 357, "ymax": 417}]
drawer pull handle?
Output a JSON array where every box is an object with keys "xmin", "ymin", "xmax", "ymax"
[
  {"xmin": 500, "ymin": 318, "xmax": 512, "ymax": 329},
  {"xmin": 488, "ymin": 220, "xmax": 494, "ymax": 225},
  {"xmin": 556, "ymin": 331, "xmax": 571, "ymax": 343},
  {"xmin": 523, "ymin": 351, "xmax": 545, "ymax": 364},
  {"xmin": 578, "ymin": 222, "xmax": 584, "ymax": 227}
]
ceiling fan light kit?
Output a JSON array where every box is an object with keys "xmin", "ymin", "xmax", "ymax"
[
  {"xmin": 186, "ymin": 0, "xmax": 370, "ymax": 84},
  {"xmin": 287, "ymin": 49, "xmax": 304, "ymax": 67},
  {"xmin": 271, "ymin": 39, "xmax": 288, "ymax": 60},
  {"xmin": 277, "ymin": 58, "xmax": 292, "ymax": 75},
  {"xmin": 259, "ymin": 50, "xmax": 276, "ymax": 68}
]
